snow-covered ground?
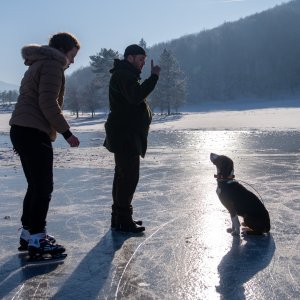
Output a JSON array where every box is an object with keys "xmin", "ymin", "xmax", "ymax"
[{"xmin": 0, "ymin": 106, "xmax": 299, "ymax": 299}]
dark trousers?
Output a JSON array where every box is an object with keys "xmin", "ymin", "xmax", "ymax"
[
  {"xmin": 112, "ymin": 153, "xmax": 140, "ymax": 217},
  {"xmin": 10, "ymin": 125, "xmax": 53, "ymax": 234}
]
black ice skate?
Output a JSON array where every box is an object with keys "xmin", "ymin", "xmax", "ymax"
[
  {"xmin": 27, "ymin": 234, "xmax": 66, "ymax": 262},
  {"xmin": 18, "ymin": 227, "xmax": 56, "ymax": 251}
]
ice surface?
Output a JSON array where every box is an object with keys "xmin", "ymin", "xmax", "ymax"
[{"xmin": 0, "ymin": 110, "xmax": 299, "ymax": 299}]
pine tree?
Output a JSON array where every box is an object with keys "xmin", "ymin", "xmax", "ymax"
[
  {"xmin": 89, "ymin": 48, "xmax": 119, "ymax": 109},
  {"xmin": 139, "ymin": 38, "xmax": 148, "ymax": 53},
  {"xmin": 151, "ymin": 49, "xmax": 186, "ymax": 114},
  {"xmin": 138, "ymin": 38, "xmax": 151, "ymax": 80},
  {"xmin": 90, "ymin": 48, "xmax": 119, "ymax": 74}
]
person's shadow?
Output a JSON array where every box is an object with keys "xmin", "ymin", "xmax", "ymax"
[
  {"xmin": 0, "ymin": 252, "xmax": 61, "ymax": 299},
  {"xmin": 53, "ymin": 229, "xmax": 136, "ymax": 299},
  {"xmin": 216, "ymin": 234, "xmax": 275, "ymax": 300}
]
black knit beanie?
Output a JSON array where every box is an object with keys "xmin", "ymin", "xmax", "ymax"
[{"xmin": 124, "ymin": 44, "xmax": 146, "ymax": 57}]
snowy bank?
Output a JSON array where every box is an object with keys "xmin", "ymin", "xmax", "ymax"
[
  {"xmin": 151, "ymin": 107, "xmax": 300, "ymax": 131},
  {"xmin": 1, "ymin": 106, "xmax": 299, "ymax": 134}
]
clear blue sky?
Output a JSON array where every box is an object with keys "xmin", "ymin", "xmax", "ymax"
[{"xmin": 0, "ymin": 0, "xmax": 289, "ymax": 85}]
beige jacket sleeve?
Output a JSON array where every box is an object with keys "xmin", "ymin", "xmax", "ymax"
[{"xmin": 38, "ymin": 60, "xmax": 70, "ymax": 134}]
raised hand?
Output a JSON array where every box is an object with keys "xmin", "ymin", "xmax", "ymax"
[{"xmin": 151, "ymin": 59, "xmax": 161, "ymax": 76}]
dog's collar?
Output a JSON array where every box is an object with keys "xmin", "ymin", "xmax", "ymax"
[
  {"xmin": 214, "ymin": 174, "xmax": 236, "ymax": 184},
  {"xmin": 214, "ymin": 174, "xmax": 235, "ymax": 180}
]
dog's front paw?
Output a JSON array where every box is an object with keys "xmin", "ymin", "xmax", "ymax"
[
  {"xmin": 231, "ymin": 216, "xmax": 241, "ymax": 236},
  {"xmin": 226, "ymin": 228, "xmax": 234, "ymax": 233}
]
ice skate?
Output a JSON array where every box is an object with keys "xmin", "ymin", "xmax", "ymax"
[
  {"xmin": 18, "ymin": 227, "xmax": 56, "ymax": 251},
  {"xmin": 27, "ymin": 233, "xmax": 66, "ymax": 263}
]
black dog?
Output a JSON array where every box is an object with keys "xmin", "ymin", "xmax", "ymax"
[{"xmin": 210, "ymin": 153, "xmax": 270, "ymax": 235}]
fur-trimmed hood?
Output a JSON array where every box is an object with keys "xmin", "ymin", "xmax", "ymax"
[{"xmin": 21, "ymin": 44, "xmax": 68, "ymax": 67}]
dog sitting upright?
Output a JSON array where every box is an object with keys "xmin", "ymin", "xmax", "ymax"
[{"xmin": 210, "ymin": 153, "xmax": 270, "ymax": 235}]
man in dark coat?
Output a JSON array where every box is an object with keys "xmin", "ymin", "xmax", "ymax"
[{"xmin": 104, "ymin": 44, "xmax": 160, "ymax": 233}]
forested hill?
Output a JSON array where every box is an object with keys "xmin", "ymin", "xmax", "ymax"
[{"xmin": 149, "ymin": 0, "xmax": 300, "ymax": 104}]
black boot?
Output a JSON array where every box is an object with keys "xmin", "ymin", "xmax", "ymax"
[
  {"xmin": 111, "ymin": 213, "xmax": 143, "ymax": 228},
  {"xmin": 111, "ymin": 205, "xmax": 142, "ymax": 229},
  {"xmin": 115, "ymin": 218, "xmax": 145, "ymax": 233},
  {"xmin": 112, "ymin": 207, "xmax": 145, "ymax": 233}
]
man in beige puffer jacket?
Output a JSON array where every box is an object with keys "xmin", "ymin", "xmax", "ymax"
[{"xmin": 9, "ymin": 32, "xmax": 80, "ymax": 261}]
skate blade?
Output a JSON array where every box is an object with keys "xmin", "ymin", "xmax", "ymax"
[{"xmin": 27, "ymin": 253, "xmax": 67, "ymax": 266}]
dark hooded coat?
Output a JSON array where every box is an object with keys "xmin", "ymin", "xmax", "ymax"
[{"xmin": 104, "ymin": 59, "xmax": 158, "ymax": 157}]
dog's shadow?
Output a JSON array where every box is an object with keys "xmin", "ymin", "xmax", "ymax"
[{"xmin": 216, "ymin": 234, "xmax": 275, "ymax": 300}]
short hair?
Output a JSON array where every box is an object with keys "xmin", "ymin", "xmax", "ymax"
[{"xmin": 49, "ymin": 32, "xmax": 80, "ymax": 54}]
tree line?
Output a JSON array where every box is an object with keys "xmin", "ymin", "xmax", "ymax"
[
  {"xmin": 64, "ymin": 40, "xmax": 186, "ymax": 117},
  {"xmin": 37, "ymin": 0, "xmax": 300, "ymax": 116},
  {"xmin": 65, "ymin": 0, "xmax": 300, "ymax": 115},
  {"xmin": 0, "ymin": 90, "xmax": 18, "ymax": 107},
  {"xmin": 149, "ymin": 0, "xmax": 300, "ymax": 104},
  {"xmin": 3, "ymin": 1, "xmax": 299, "ymax": 115}
]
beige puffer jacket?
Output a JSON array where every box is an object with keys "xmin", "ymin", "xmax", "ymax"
[{"xmin": 9, "ymin": 44, "xmax": 70, "ymax": 141}]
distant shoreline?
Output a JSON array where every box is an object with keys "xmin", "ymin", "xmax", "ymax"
[
  {"xmin": 181, "ymin": 98, "xmax": 300, "ymax": 113},
  {"xmin": 150, "ymin": 107, "xmax": 300, "ymax": 131},
  {"xmin": 1, "ymin": 104, "xmax": 299, "ymax": 134}
]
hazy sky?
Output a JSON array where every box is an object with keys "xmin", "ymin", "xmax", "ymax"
[{"xmin": 0, "ymin": 0, "xmax": 289, "ymax": 85}]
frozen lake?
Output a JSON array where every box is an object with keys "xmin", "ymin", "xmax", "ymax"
[{"xmin": 0, "ymin": 127, "xmax": 299, "ymax": 299}]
